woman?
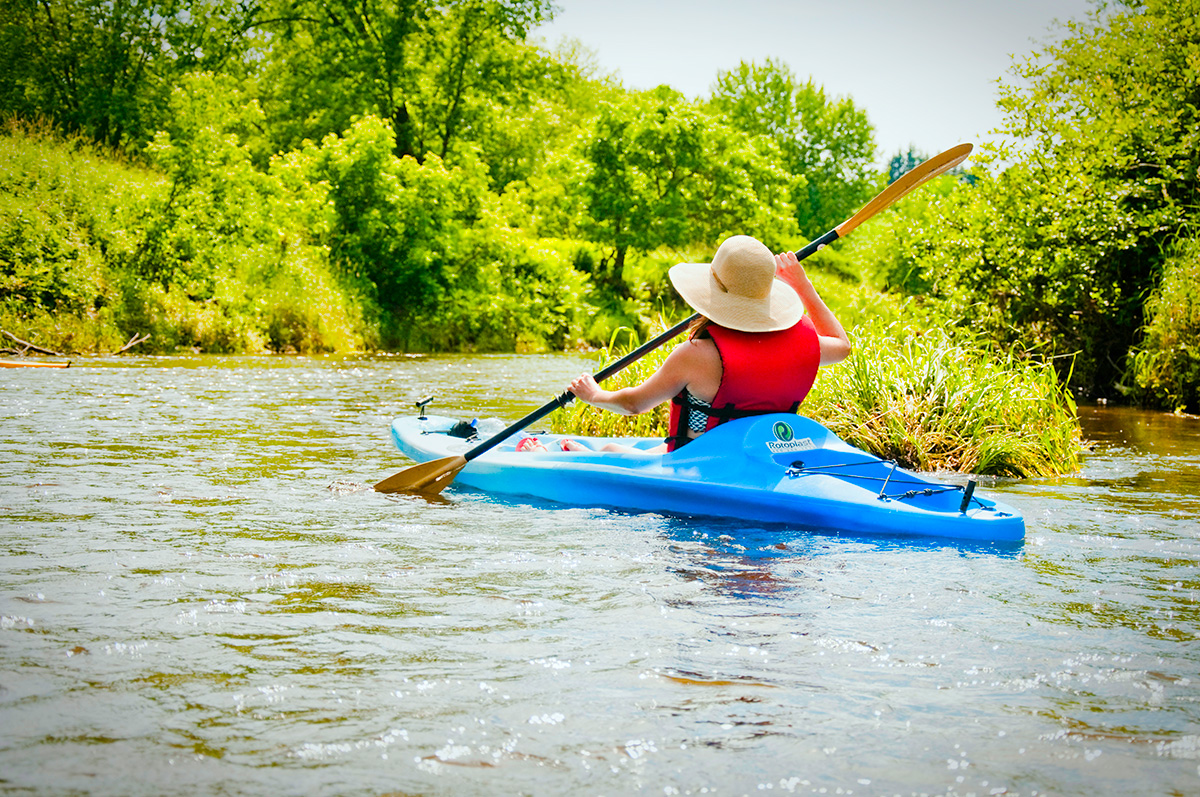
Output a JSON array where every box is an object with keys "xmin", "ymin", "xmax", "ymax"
[{"xmin": 566, "ymin": 234, "xmax": 850, "ymax": 452}]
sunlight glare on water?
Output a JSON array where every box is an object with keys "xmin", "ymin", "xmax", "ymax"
[{"xmin": 1, "ymin": 355, "xmax": 1198, "ymax": 796}]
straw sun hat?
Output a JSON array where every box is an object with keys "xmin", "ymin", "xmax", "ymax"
[{"xmin": 668, "ymin": 235, "xmax": 805, "ymax": 333}]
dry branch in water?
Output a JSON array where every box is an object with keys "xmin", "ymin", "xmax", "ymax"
[
  {"xmin": 2, "ymin": 329, "xmax": 64, "ymax": 357},
  {"xmin": 115, "ymin": 333, "xmax": 150, "ymax": 353}
]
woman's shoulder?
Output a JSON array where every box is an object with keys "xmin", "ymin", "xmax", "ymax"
[
  {"xmin": 668, "ymin": 335, "xmax": 721, "ymax": 376},
  {"xmin": 676, "ymin": 335, "xmax": 719, "ymax": 358}
]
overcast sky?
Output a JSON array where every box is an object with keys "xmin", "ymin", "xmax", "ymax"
[{"xmin": 532, "ymin": 0, "xmax": 1096, "ymax": 164}]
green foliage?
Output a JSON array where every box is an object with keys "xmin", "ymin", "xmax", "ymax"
[
  {"xmin": 846, "ymin": 169, "xmax": 966, "ymax": 297},
  {"xmin": 0, "ymin": 120, "xmax": 146, "ymax": 352},
  {"xmin": 0, "ymin": 94, "xmax": 363, "ymax": 354},
  {"xmin": 0, "ymin": 0, "xmax": 259, "ymax": 151},
  {"xmin": 126, "ymin": 72, "xmax": 361, "ymax": 352},
  {"xmin": 296, "ymin": 117, "xmax": 472, "ymax": 337},
  {"xmin": 1, "ymin": 0, "xmax": 893, "ymax": 360},
  {"xmin": 282, "ymin": 115, "xmax": 596, "ymax": 351},
  {"xmin": 709, "ymin": 58, "xmax": 877, "ymax": 239},
  {"xmin": 871, "ymin": 0, "xmax": 1200, "ymax": 401},
  {"xmin": 582, "ymin": 87, "xmax": 798, "ymax": 300},
  {"xmin": 255, "ymin": 0, "xmax": 554, "ymax": 164},
  {"xmin": 430, "ymin": 232, "xmax": 591, "ymax": 352},
  {"xmin": 0, "ymin": 3, "xmax": 922, "ymax": 377},
  {"xmin": 1129, "ymin": 236, "xmax": 1200, "ymax": 413}
]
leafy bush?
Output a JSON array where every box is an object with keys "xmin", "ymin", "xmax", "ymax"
[
  {"xmin": 0, "ymin": 84, "xmax": 365, "ymax": 354},
  {"xmin": 0, "ymin": 120, "xmax": 149, "ymax": 352},
  {"xmin": 1129, "ymin": 237, "xmax": 1200, "ymax": 414},
  {"xmin": 132, "ymin": 73, "xmax": 363, "ymax": 353},
  {"xmin": 430, "ymin": 231, "xmax": 591, "ymax": 352}
]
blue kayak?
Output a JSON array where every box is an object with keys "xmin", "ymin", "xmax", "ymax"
[{"xmin": 388, "ymin": 413, "xmax": 1025, "ymax": 542}]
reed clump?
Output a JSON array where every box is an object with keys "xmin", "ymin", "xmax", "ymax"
[
  {"xmin": 807, "ymin": 323, "xmax": 1080, "ymax": 477},
  {"xmin": 550, "ymin": 319, "xmax": 1082, "ymax": 478}
]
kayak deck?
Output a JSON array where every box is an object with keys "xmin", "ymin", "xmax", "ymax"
[{"xmin": 388, "ymin": 413, "xmax": 1025, "ymax": 543}]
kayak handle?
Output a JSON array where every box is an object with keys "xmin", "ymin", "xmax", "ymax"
[{"xmin": 959, "ymin": 479, "xmax": 977, "ymax": 513}]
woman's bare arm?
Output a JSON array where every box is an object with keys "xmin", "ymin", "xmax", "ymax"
[
  {"xmin": 774, "ymin": 251, "xmax": 852, "ymax": 366},
  {"xmin": 569, "ymin": 338, "xmax": 717, "ymax": 414}
]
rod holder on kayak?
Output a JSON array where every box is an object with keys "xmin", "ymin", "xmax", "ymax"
[
  {"xmin": 415, "ymin": 396, "xmax": 434, "ymax": 419},
  {"xmin": 878, "ymin": 461, "xmax": 899, "ymax": 499},
  {"xmin": 959, "ymin": 479, "xmax": 977, "ymax": 513}
]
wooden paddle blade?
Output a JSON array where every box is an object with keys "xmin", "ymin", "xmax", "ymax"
[
  {"xmin": 374, "ymin": 455, "xmax": 467, "ymax": 495},
  {"xmin": 836, "ymin": 143, "xmax": 973, "ymax": 237}
]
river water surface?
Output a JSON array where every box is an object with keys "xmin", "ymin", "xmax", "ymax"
[{"xmin": 2, "ymin": 354, "xmax": 1198, "ymax": 796}]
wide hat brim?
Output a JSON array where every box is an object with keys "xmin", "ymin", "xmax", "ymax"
[{"xmin": 668, "ymin": 262, "xmax": 805, "ymax": 333}]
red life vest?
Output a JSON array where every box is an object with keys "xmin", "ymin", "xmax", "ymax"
[{"xmin": 666, "ymin": 317, "xmax": 820, "ymax": 451}]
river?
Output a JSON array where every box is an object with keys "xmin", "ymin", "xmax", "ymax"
[{"xmin": 2, "ymin": 354, "xmax": 1198, "ymax": 796}]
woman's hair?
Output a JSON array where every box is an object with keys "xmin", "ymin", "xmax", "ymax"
[{"xmin": 688, "ymin": 315, "xmax": 712, "ymax": 340}]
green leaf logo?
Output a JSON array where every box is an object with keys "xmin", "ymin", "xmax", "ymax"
[{"xmin": 772, "ymin": 421, "xmax": 794, "ymax": 442}]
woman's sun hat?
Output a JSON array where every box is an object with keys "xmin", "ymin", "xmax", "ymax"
[{"xmin": 668, "ymin": 235, "xmax": 804, "ymax": 332}]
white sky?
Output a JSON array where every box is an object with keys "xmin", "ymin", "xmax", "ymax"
[{"xmin": 532, "ymin": 0, "xmax": 1096, "ymax": 165}]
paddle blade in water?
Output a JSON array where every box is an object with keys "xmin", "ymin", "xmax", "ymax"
[{"xmin": 373, "ymin": 455, "xmax": 466, "ymax": 495}]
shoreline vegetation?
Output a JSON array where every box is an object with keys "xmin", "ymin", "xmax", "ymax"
[{"xmin": 3, "ymin": 1, "xmax": 1198, "ymax": 475}]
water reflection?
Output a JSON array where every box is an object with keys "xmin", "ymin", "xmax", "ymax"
[{"xmin": 1079, "ymin": 403, "xmax": 1200, "ymax": 455}]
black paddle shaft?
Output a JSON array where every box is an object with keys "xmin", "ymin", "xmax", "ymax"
[{"xmin": 794, "ymin": 230, "xmax": 839, "ymax": 261}]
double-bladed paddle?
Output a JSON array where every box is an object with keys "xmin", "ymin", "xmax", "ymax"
[{"xmin": 374, "ymin": 142, "xmax": 974, "ymax": 495}]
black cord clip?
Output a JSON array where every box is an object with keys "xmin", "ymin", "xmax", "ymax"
[{"xmin": 959, "ymin": 479, "xmax": 977, "ymax": 513}]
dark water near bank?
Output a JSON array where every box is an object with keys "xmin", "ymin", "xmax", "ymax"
[{"xmin": 2, "ymin": 355, "xmax": 1198, "ymax": 796}]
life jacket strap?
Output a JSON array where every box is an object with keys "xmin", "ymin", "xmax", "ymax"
[{"xmin": 667, "ymin": 394, "xmax": 800, "ymax": 450}]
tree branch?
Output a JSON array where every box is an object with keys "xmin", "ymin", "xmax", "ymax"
[
  {"xmin": 114, "ymin": 333, "xmax": 151, "ymax": 354},
  {"xmin": 2, "ymin": 330, "xmax": 65, "ymax": 356}
]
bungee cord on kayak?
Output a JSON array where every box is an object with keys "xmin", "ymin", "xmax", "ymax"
[{"xmin": 782, "ymin": 461, "xmax": 997, "ymax": 513}]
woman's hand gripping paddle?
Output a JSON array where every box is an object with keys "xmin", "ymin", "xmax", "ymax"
[{"xmin": 374, "ymin": 143, "xmax": 973, "ymax": 495}]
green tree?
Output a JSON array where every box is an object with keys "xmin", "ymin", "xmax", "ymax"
[
  {"xmin": 254, "ymin": 0, "xmax": 553, "ymax": 161},
  {"xmin": 877, "ymin": 0, "xmax": 1200, "ymax": 398},
  {"xmin": 295, "ymin": 117, "xmax": 474, "ymax": 336},
  {"xmin": 0, "ymin": 0, "xmax": 258, "ymax": 151},
  {"xmin": 709, "ymin": 58, "xmax": 877, "ymax": 239},
  {"xmin": 994, "ymin": 0, "xmax": 1199, "ymax": 395},
  {"xmin": 129, "ymin": 71, "xmax": 363, "ymax": 352},
  {"xmin": 583, "ymin": 87, "xmax": 797, "ymax": 299}
]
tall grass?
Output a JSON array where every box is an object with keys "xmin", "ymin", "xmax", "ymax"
[
  {"xmin": 550, "ymin": 317, "xmax": 1082, "ymax": 477},
  {"xmin": 807, "ymin": 323, "xmax": 1080, "ymax": 477}
]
